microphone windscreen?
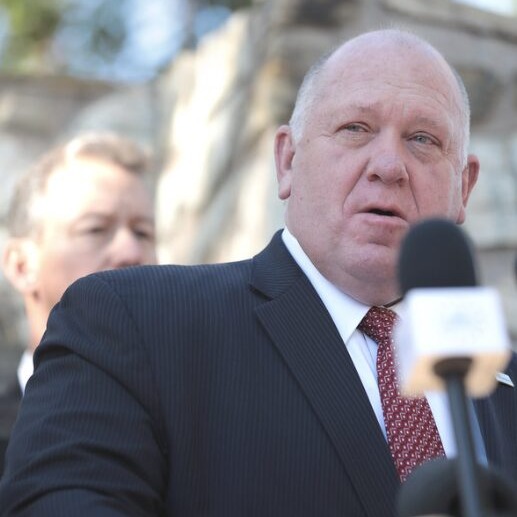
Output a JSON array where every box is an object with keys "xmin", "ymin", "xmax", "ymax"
[
  {"xmin": 398, "ymin": 218, "xmax": 477, "ymax": 295},
  {"xmin": 397, "ymin": 458, "xmax": 517, "ymax": 517},
  {"xmin": 397, "ymin": 457, "xmax": 460, "ymax": 516}
]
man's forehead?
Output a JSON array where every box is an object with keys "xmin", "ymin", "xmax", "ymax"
[
  {"xmin": 45, "ymin": 157, "xmax": 137, "ymax": 191},
  {"xmin": 319, "ymin": 40, "xmax": 461, "ymax": 111}
]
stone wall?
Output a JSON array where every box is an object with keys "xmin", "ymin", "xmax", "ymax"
[{"xmin": 0, "ymin": 0, "xmax": 516, "ymax": 380}]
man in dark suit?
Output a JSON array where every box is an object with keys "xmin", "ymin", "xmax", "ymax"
[
  {"xmin": 1, "ymin": 29, "xmax": 516, "ymax": 516},
  {"xmin": 0, "ymin": 132, "xmax": 158, "ymax": 475}
]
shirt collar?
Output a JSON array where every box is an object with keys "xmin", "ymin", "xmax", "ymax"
[{"xmin": 17, "ymin": 349, "xmax": 34, "ymax": 394}]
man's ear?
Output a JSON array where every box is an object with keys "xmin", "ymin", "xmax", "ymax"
[
  {"xmin": 2, "ymin": 238, "xmax": 40, "ymax": 295},
  {"xmin": 456, "ymin": 153, "xmax": 480, "ymax": 224},
  {"xmin": 274, "ymin": 125, "xmax": 295, "ymax": 200}
]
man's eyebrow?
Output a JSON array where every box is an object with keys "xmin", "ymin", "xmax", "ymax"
[
  {"xmin": 74, "ymin": 212, "xmax": 112, "ymax": 220},
  {"xmin": 410, "ymin": 116, "xmax": 449, "ymax": 130},
  {"xmin": 74, "ymin": 211, "xmax": 153, "ymax": 219},
  {"xmin": 347, "ymin": 105, "xmax": 451, "ymax": 130}
]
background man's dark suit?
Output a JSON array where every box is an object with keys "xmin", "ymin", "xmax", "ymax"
[
  {"xmin": 0, "ymin": 374, "xmax": 21, "ymax": 476},
  {"xmin": 1, "ymin": 232, "xmax": 517, "ymax": 516}
]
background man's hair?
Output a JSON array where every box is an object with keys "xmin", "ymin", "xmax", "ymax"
[{"xmin": 6, "ymin": 132, "xmax": 153, "ymax": 238}]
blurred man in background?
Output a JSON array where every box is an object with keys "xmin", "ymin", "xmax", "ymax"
[{"xmin": 0, "ymin": 132, "xmax": 158, "ymax": 473}]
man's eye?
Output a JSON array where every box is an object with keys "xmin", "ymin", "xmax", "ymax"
[
  {"xmin": 411, "ymin": 134, "xmax": 435, "ymax": 145},
  {"xmin": 82, "ymin": 227, "xmax": 107, "ymax": 235},
  {"xmin": 88, "ymin": 226, "xmax": 107, "ymax": 233},
  {"xmin": 344, "ymin": 123, "xmax": 367, "ymax": 132},
  {"xmin": 134, "ymin": 228, "xmax": 155, "ymax": 241}
]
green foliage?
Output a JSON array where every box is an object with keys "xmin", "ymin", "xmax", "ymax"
[
  {"xmin": 0, "ymin": 0, "xmax": 253, "ymax": 78},
  {"xmin": 0, "ymin": 0, "xmax": 63, "ymax": 70},
  {"xmin": 1, "ymin": 0, "xmax": 62, "ymax": 39}
]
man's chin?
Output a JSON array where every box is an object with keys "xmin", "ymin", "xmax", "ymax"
[{"xmin": 351, "ymin": 247, "xmax": 398, "ymax": 281}]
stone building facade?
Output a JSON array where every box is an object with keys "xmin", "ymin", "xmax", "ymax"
[{"xmin": 0, "ymin": 0, "xmax": 516, "ymax": 382}]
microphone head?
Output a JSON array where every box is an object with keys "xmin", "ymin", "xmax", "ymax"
[
  {"xmin": 398, "ymin": 218, "xmax": 478, "ymax": 295},
  {"xmin": 394, "ymin": 217, "xmax": 511, "ymax": 397},
  {"xmin": 397, "ymin": 457, "xmax": 517, "ymax": 517}
]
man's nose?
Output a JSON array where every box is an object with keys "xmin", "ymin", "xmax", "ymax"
[
  {"xmin": 108, "ymin": 228, "xmax": 152, "ymax": 268},
  {"xmin": 365, "ymin": 135, "xmax": 409, "ymax": 185}
]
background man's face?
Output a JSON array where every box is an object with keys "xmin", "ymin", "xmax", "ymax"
[{"xmin": 32, "ymin": 156, "xmax": 157, "ymax": 312}]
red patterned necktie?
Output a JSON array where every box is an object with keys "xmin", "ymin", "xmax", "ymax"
[{"xmin": 358, "ymin": 306, "xmax": 445, "ymax": 482}]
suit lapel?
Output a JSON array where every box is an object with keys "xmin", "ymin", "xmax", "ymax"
[{"xmin": 251, "ymin": 232, "xmax": 399, "ymax": 517}]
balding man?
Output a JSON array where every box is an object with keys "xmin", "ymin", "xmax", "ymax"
[{"xmin": 1, "ymin": 30, "xmax": 516, "ymax": 517}]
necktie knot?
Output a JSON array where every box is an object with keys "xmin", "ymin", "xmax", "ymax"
[{"xmin": 358, "ymin": 306, "xmax": 397, "ymax": 344}]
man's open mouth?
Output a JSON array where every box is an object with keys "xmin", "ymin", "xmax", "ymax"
[{"xmin": 369, "ymin": 208, "xmax": 396, "ymax": 217}]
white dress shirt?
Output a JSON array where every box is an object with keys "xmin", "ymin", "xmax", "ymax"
[
  {"xmin": 281, "ymin": 227, "xmax": 487, "ymax": 462},
  {"xmin": 17, "ymin": 350, "xmax": 33, "ymax": 395}
]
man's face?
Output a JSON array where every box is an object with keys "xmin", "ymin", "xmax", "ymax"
[
  {"xmin": 31, "ymin": 156, "xmax": 157, "ymax": 312},
  {"xmin": 275, "ymin": 40, "xmax": 479, "ymax": 305}
]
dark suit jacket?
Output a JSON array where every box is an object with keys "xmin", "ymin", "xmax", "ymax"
[
  {"xmin": 1, "ymin": 231, "xmax": 516, "ymax": 516},
  {"xmin": 0, "ymin": 375, "xmax": 22, "ymax": 478}
]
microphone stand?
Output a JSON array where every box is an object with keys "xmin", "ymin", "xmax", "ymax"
[{"xmin": 434, "ymin": 357, "xmax": 487, "ymax": 517}]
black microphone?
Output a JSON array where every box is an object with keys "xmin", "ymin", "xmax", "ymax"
[
  {"xmin": 398, "ymin": 457, "xmax": 517, "ymax": 517},
  {"xmin": 398, "ymin": 217, "xmax": 477, "ymax": 293},
  {"xmin": 394, "ymin": 218, "xmax": 510, "ymax": 398},
  {"xmin": 394, "ymin": 218, "xmax": 512, "ymax": 517}
]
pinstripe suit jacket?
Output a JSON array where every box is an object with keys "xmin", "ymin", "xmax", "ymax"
[
  {"xmin": 1, "ymin": 231, "xmax": 516, "ymax": 516},
  {"xmin": 0, "ymin": 376, "xmax": 22, "ymax": 477}
]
